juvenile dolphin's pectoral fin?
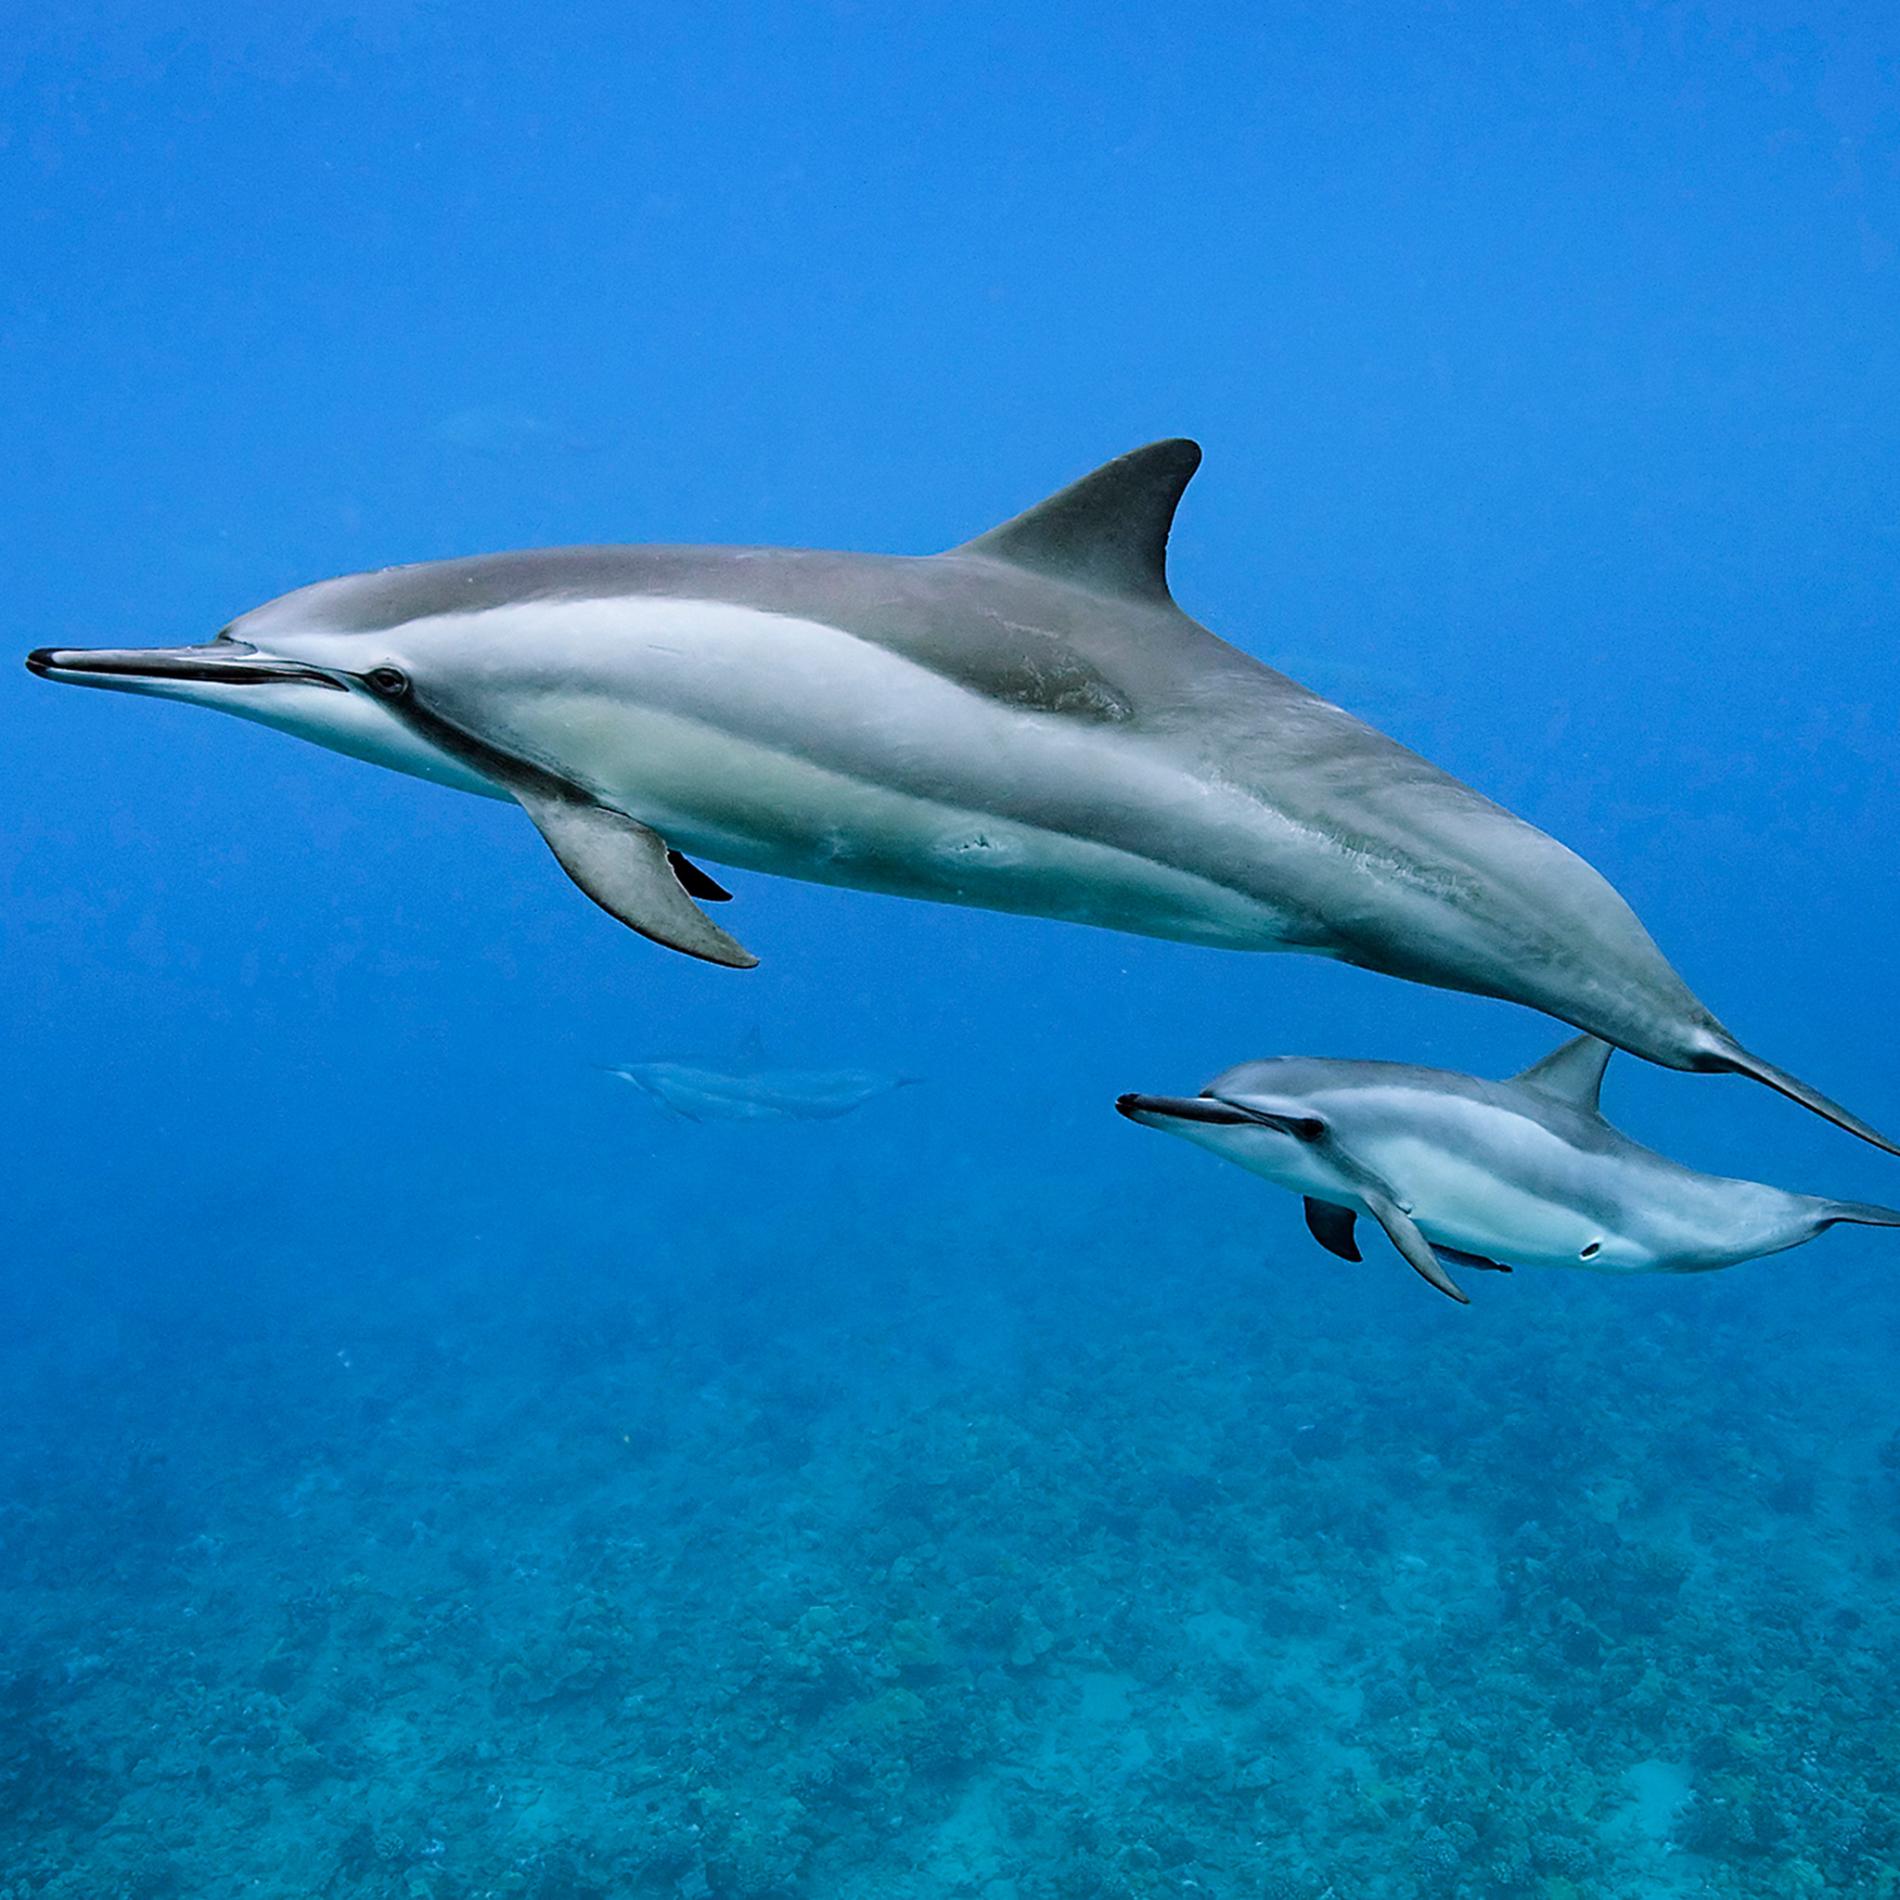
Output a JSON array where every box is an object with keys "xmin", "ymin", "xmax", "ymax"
[
  {"xmin": 1513, "ymin": 1035, "xmax": 1614, "ymax": 1113},
  {"xmin": 1306, "ymin": 1197, "xmax": 1507, "ymax": 1277},
  {"xmin": 1294, "ymin": 1130, "xmax": 1469, "ymax": 1304},
  {"xmin": 514, "ymin": 789, "xmax": 759, "ymax": 968},
  {"xmin": 1357, "ymin": 1189, "xmax": 1471, "ymax": 1305},
  {"xmin": 1437, "ymin": 1245, "xmax": 1512, "ymax": 1275},
  {"xmin": 949, "ymin": 439, "xmax": 1203, "ymax": 603},
  {"xmin": 667, "ymin": 851, "xmax": 734, "ymax": 902},
  {"xmin": 1303, "ymin": 1198, "xmax": 1363, "ymax": 1262}
]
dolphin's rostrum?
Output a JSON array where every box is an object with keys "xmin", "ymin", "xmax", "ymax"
[
  {"xmin": 1119, "ymin": 1037, "xmax": 1900, "ymax": 1304},
  {"xmin": 25, "ymin": 441, "xmax": 1893, "ymax": 1150}
]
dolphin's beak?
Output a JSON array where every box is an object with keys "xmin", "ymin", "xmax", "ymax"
[
  {"xmin": 25, "ymin": 641, "xmax": 346, "ymax": 693},
  {"xmin": 1116, "ymin": 1092, "xmax": 1259, "ymax": 1127},
  {"xmin": 1117, "ymin": 1092, "xmax": 1326, "ymax": 1142}
]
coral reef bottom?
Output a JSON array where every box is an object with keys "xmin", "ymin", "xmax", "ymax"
[{"xmin": 4, "ymin": 1179, "xmax": 1897, "ymax": 1898}]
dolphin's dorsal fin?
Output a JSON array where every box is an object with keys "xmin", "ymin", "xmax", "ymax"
[
  {"xmin": 949, "ymin": 439, "xmax": 1202, "ymax": 603},
  {"xmin": 1513, "ymin": 1035, "xmax": 1613, "ymax": 1113}
]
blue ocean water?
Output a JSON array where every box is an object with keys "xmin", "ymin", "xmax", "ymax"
[{"xmin": 6, "ymin": 5, "xmax": 1900, "ymax": 1894}]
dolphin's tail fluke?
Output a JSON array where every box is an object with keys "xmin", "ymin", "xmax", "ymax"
[
  {"xmin": 1816, "ymin": 1199, "xmax": 1900, "ymax": 1232},
  {"xmin": 1696, "ymin": 1040, "xmax": 1900, "ymax": 1157}
]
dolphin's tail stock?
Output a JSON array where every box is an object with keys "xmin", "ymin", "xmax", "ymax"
[{"xmin": 1700, "ymin": 1039, "xmax": 1900, "ymax": 1158}]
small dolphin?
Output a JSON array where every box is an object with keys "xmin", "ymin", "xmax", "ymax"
[
  {"xmin": 1118, "ymin": 1036, "xmax": 1900, "ymax": 1303},
  {"xmin": 605, "ymin": 1061, "xmax": 919, "ymax": 1123},
  {"xmin": 25, "ymin": 440, "xmax": 1893, "ymax": 1150}
]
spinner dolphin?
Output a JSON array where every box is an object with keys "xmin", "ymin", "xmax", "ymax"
[
  {"xmin": 1119, "ymin": 1037, "xmax": 1900, "ymax": 1304},
  {"xmin": 26, "ymin": 441, "xmax": 1894, "ymax": 1150},
  {"xmin": 604, "ymin": 1059, "xmax": 918, "ymax": 1123}
]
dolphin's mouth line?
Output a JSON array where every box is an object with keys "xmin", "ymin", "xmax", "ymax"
[
  {"xmin": 1116, "ymin": 1092, "xmax": 1261, "ymax": 1126},
  {"xmin": 25, "ymin": 644, "xmax": 348, "ymax": 691},
  {"xmin": 1117, "ymin": 1092, "xmax": 1328, "ymax": 1143}
]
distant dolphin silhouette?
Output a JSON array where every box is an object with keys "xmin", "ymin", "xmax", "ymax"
[
  {"xmin": 25, "ymin": 440, "xmax": 1894, "ymax": 1151},
  {"xmin": 1120, "ymin": 1037, "xmax": 1900, "ymax": 1303},
  {"xmin": 604, "ymin": 1060, "xmax": 918, "ymax": 1123}
]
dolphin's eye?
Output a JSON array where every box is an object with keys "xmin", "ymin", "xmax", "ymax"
[
  {"xmin": 366, "ymin": 665, "xmax": 410, "ymax": 699},
  {"xmin": 1580, "ymin": 1239, "xmax": 1602, "ymax": 1260}
]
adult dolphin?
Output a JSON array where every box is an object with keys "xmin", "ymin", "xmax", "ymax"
[
  {"xmin": 25, "ymin": 440, "xmax": 1894, "ymax": 1151},
  {"xmin": 1118, "ymin": 1037, "xmax": 1900, "ymax": 1303},
  {"xmin": 603, "ymin": 1060, "xmax": 919, "ymax": 1124}
]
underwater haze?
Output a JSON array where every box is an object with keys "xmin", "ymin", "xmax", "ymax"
[{"xmin": 6, "ymin": 4, "xmax": 1900, "ymax": 1895}]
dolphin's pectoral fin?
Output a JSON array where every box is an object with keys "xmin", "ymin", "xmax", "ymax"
[
  {"xmin": 1302, "ymin": 1196, "xmax": 1498, "ymax": 1278},
  {"xmin": 1437, "ymin": 1245, "xmax": 1512, "ymax": 1274},
  {"xmin": 514, "ymin": 789, "xmax": 759, "ymax": 968},
  {"xmin": 1358, "ymin": 1190, "xmax": 1471, "ymax": 1305},
  {"xmin": 1303, "ymin": 1198, "xmax": 1363, "ymax": 1262},
  {"xmin": 1299, "ymin": 1136, "xmax": 1469, "ymax": 1304},
  {"xmin": 667, "ymin": 850, "xmax": 734, "ymax": 902}
]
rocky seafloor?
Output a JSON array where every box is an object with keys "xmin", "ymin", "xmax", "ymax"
[{"xmin": 5, "ymin": 1167, "xmax": 1899, "ymax": 1899}]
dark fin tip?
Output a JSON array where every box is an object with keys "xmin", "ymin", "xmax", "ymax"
[
  {"xmin": 1302, "ymin": 1197, "xmax": 1363, "ymax": 1263},
  {"xmin": 667, "ymin": 850, "xmax": 734, "ymax": 902}
]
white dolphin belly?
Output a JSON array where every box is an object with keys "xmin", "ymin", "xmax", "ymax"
[
  {"xmin": 466, "ymin": 597, "xmax": 1305, "ymax": 943},
  {"xmin": 1360, "ymin": 1131, "xmax": 1638, "ymax": 1271}
]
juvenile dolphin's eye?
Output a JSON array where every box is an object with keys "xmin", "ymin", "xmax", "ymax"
[
  {"xmin": 366, "ymin": 665, "xmax": 409, "ymax": 699},
  {"xmin": 1580, "ymin": 1239, "xmax": 1603, "ymax": 1259}
]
